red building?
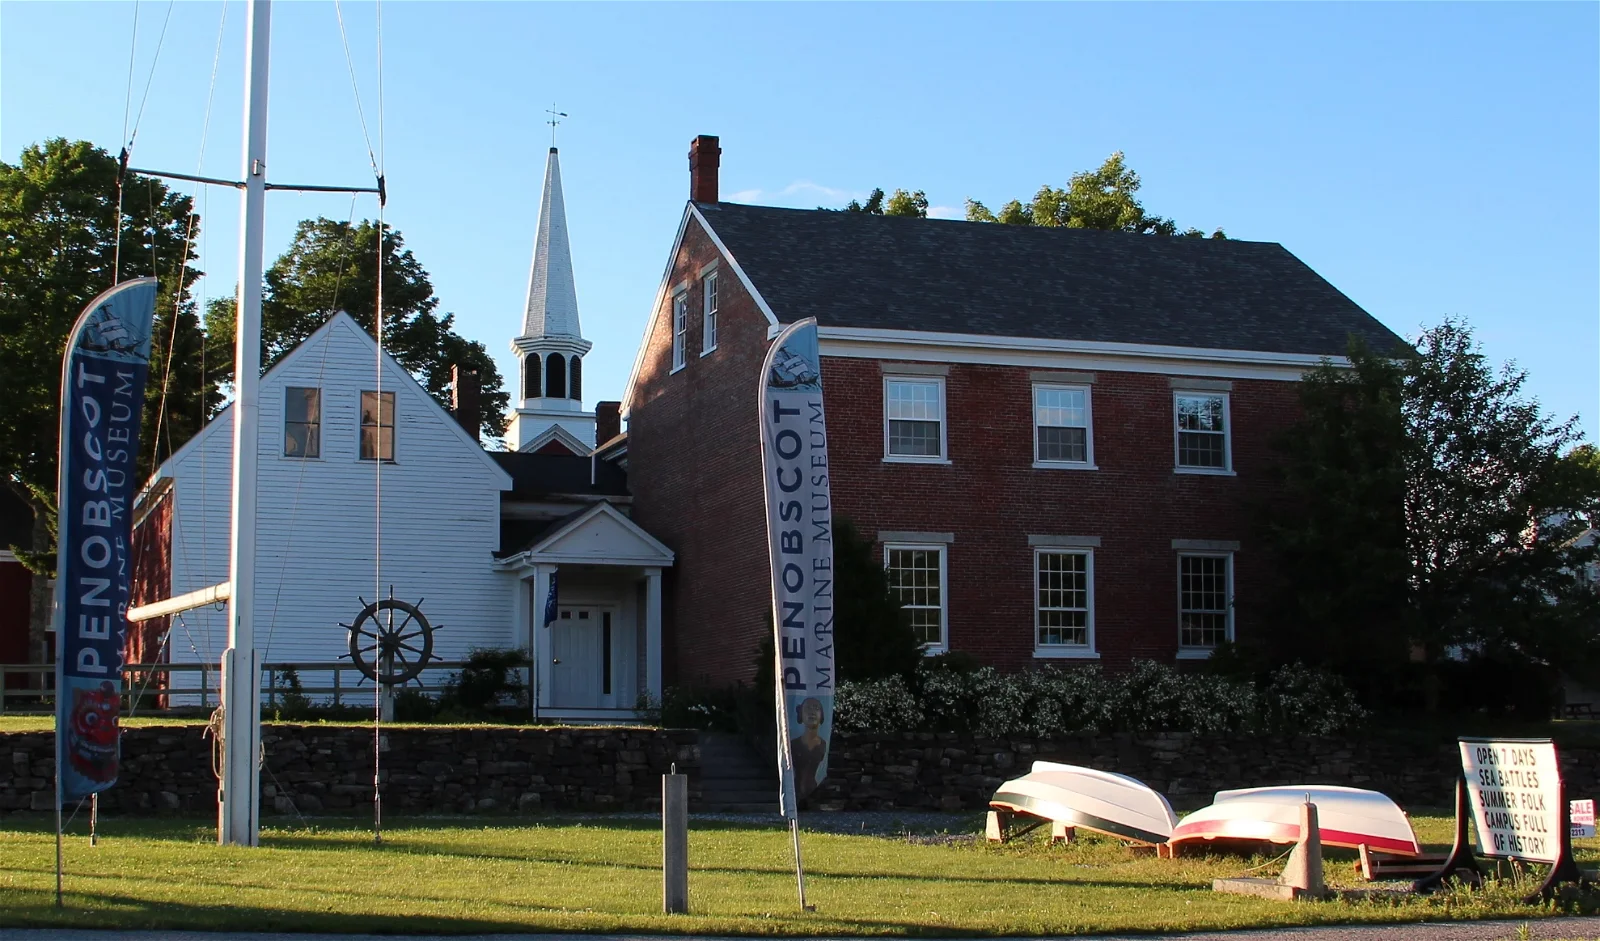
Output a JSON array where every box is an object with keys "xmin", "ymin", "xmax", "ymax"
[{"xmin": 624, "ymin": 136, "xmax": 1406, "ymax": 687}]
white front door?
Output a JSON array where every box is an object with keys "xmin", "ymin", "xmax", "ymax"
[{"xmin": 549, "ymin": 606, "xmax": 613, "ymax": 708}]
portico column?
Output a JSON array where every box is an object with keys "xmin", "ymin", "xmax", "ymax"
[
  {"xmin": 644, "ymin": 567, "xmax": 663, "ymax": 703},
  {"xmin": 510, "ymin": 572, "xmax": 532, "ymax": 717},
  {"xmin": 531, "ymin": 563, "xmax": 555, "ymax": 713}
]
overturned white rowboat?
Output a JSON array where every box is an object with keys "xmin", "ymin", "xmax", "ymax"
[
  {"xmin": 1169, "ymin": 785, "xmax": 1421, "ymax": 856},
  {"xmin": 989, "ymin": 761, "xmax": 1179, "ymax": 846}
]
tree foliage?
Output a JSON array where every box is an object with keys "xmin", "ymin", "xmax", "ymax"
[
  {"xmin": 205, "ymin": 218, "xmax": 510, "ymax": 440},
  {"xmin": 966, "ymin": 152, "xmax": 1225, "ymax": 238},
  {"xmin": 0, "ymin": 138, "xmax": 212, "ymax": 553},
  {"xmin": 843, "ymin": 187, "xmax": 928, "ymax": 218},
  {"xmin": 1263, "ymin": 320, "xmax": 1600, "ymax": 704}
]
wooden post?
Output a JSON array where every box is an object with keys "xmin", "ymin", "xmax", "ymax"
[
  {"xmin": 985, "ymin": 810, "xmax": 1009, "ymax": 842},
  {"xmin": 662, "ymin": 768, "xmax": 688, "ymax": 914},
  {"xmin": 1050, "ymin": 821, "xmax": 1075, "ymax": 844}
]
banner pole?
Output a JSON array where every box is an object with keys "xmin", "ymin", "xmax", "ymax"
[
  {"xmin": 89, "ymin": 793, "xmax": 98, "ymax": 846},
  {"xmin": 54, "ymin": 750, "xmax": 62, "ymax": 907},
  {"xmin": 789, "ymin": 817, "xmax": 810, "ymax": 911}
]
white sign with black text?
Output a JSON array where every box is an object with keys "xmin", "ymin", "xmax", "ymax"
[{"xmin": 1458, "ymin": 738, "xmax": 1564, "ymax": 863}]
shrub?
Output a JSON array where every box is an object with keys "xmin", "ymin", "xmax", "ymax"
[
  {"xmin": 436, "ymin": 647, "xmax": 530, "ymax": 719},
  {"xmin": 834, "ymin": 659, "xmax": 1367, "ymax": 737}
]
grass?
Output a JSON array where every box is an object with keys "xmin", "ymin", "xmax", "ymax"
[{"xmin": 2, "ymin": 811, "xmax": 1597, "ymax": 935}]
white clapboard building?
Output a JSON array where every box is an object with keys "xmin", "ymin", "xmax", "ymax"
[{"xmin": 130, "ymin": 146, "xmax": 672, "ymax": 720}]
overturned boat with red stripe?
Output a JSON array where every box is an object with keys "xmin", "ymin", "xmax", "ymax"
[{"xmin": 1169, "ymin": 785, "xmax": 1421, "ymax": 856}]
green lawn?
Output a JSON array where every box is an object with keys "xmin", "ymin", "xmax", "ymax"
[{"xmin": 1, "ymin": 811, "xmax": 1595, "ymax": 936}]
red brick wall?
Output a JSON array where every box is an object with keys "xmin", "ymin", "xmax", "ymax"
[
  {"xmin": 823, "ymin": 360, "xmax": 1299, "ymax": 670},
  {"xmin": 627, "ymin": 216, "xmax": 775, "ymax": 686},
  {"xmin": 628, "ymin": 214, "xmax": 1304, "ymax": 685},
  {"xmin": 127, "ymin": 484, "xmax": 173, "ymax": 668},
  {"xmin": 0, "ymin": 560, "xmax": 30, "ymax": 667}
]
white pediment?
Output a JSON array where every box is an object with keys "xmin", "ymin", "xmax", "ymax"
[{"xmin": 527, "ymin": 503, "xmax": 674, "ymax": 566}]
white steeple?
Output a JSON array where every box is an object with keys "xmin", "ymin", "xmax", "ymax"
[
  {"xmin": 507, "ymin": 146, "xmax": 596, "ymax": 454},
  {"xmin": 521, "ymin": 148, "xmax": 582, "ymax": 340}
]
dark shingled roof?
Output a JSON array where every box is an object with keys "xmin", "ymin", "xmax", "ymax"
[
  {"xmin": 497, "ymin": 510, "xmax": 586, "ymax": 559},
  {"xmin": 696, "ymin": 202, "xmax": 1407, "ymax": 358},
  {"xmin": 490, "ymin": 451, "xmax": 628, "ymax": 500}
]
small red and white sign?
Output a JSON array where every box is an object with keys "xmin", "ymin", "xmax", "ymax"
[{"xmin": 1571, "ymin": 799, "xmax": 1595, "ymax": 839}]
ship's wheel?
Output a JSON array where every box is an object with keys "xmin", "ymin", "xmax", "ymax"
[{"xmin": 343, "ymin": 590, "xmax": 437, "ymax": 686}]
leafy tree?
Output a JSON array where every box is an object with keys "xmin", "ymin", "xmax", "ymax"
[
  {"xmin": 966, "ymin": 152, "xmax": 1225, "ymax": 238},
  {"xmin": 0, "ymin": 138, "xmax": 208, "ymax": 661},
  {"xmin": 1263, "ymin": 320, "xmax": 1600, "ymax": 706},
  {"xmin": 832, "ymin": 516, "xmax": 924, "ymax": 682},
  {"xmin": 207, "ymin": 218, "xmax": 510, "ymax": 440},
  {"xmin": 844, "ymin": 187, "xmax": 928, "ymax": 218}
]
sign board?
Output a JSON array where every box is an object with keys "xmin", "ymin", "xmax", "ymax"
[
  {"xmin": 1571, "ymin": 799, "xmax": 1594, "ymax": 839},
  {"xmin": 1458, "ymin": 738, "xmax": 1563, "ymax": 863}
]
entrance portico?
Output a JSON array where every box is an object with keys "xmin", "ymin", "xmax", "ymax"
[{"xmin": 497, "ymin": 502, "xmax": 673, "ymax": 721}]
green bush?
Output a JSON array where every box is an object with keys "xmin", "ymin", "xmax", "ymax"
[
  {"xmin": 834, "ymin": 660, "xmax": 1367, "ymax": 737},
  {"xmin": 436, "ymin": 647, "xmax": 530, "ymax": 720}
]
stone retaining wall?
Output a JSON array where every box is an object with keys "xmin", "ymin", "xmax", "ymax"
[
  {"xmin": 6, "ymin": 726, "xmax": 1598, "ymax": 817},
  {"xmin": 0, "ymin": 725, "xmax": 700, "ymax": 815},
  {"xmin": 811, "ymin": 731, "xmax": 1600, "ymax": 812}
]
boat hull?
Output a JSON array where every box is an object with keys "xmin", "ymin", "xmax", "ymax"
[
  {"xmin": 989, "ymin": 762, "xmax": 1178, "ymax": 847},
  {"xmin": 1169, "ymin": 785, "xmax": 1420, "ymax": 856}
]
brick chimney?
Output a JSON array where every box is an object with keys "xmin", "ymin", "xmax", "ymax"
[
  {"xmin": 451, "ymin": 366, "xmax": 481, "ymax": 437},
  {"xmin": 689, "ymin": 135, "xmax": 720, "ymax": 203},
  {"xmin": 595, "ymin": 401, "xmax": 622, "ymax": 445}
]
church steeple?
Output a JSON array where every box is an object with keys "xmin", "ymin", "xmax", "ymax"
[{"xmin": 506, "ymin": 146, "xmax": 596, "ymax": 454}]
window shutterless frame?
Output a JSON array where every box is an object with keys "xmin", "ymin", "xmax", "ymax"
[
  {"xmin": 1173, "ymin": 391, "xmax": 1233, "ymax": 474},
  {"xmin": 670, "ymin": 291, "xmax": 689, "ymax": 373},
  {"xmin": 1032, "ymin": 383, "xmax": 1095, "ymax": 469},
  {"xmin": 882, "ymin": 375, "xmax": 949, "ymax": 463},
  {"xmin": 1176, "ymin": 551, "xmax": 1233, "ymax": 658},
  {"xmin": 359, "ymin": 390, "xmax": 396, "ymax": 462},
  {"xmin": 1033, "ymin": 547, "xmax": 1097, "ymax": 658},
  {"xmin": 701, "ymin": 272, "xmax": 718, "ymax": 355},
  {"xmin": 283, "ymin": 386, "xmax": 321, "ymax": 458},
  {"xmin": 883, "ymin": 542, "xmax": 948, "ymax": 653}
]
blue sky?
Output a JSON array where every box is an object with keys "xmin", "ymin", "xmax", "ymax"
[{"xmin": 4, "ymin": 2, "xmax": 1596, "ymax": 441}]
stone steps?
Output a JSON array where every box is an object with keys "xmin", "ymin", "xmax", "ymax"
[{"xmin": 694, "ymin": 732, "xmax": 778, "ymax": 813}]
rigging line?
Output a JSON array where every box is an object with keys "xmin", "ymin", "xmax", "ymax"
[
  {"xmin": 333, "ymin": 0, "xmax": 379, "ymax": 177},
  {"xmin": 261, "ymin": 199, "xmax": 361, "ymax": 662},
  {"xmin": 148, "ymin": 0, "xmax": 230, "ymax": 478},
  {"xmin": 372, "ymin": 194, "xmax": 386, "ymax": 847},
  {"xmin": 121, "ymin": 2, "xmax": 139, "ymax": 148},
  {"xmin": 126, "ymin": 0, "xmax": 177, "ymax": 151}
]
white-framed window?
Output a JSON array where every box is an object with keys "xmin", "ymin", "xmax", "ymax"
[
  {"xmin": 701, "ymin": 272, "xmax": 718, "ymax": 355},
  {"xmin": 671, "ymin": 291, "xmax": 688, "ymax": 372},
  {"xmin": 883, "ymin": 376, "xmax": 947, "ymax": 461},
  {"xmin": 1174, "ymin": 392, "xmax": 1231, "ymax": 472},
  {"xmin": 283, "ymin": 386, "xmax": 321, "ymax": 458},
  {"xmin": 884, "ymin": 544, "xmax": 946, "ymax": 651},
  {"xmin": 359, "ymin": 390, "xmax": 395, "ymax": 461},
  {"xmin": 1178, "ymin": 552, "xmax": 1233, "ymax": 654},
  {"xmin": 1033, "ymin": 384, "xmax": 1093, "ymax": 467},
  {"xmin": 1035, "ymin": 548, "xmax": 1094, "ymax": 655}
]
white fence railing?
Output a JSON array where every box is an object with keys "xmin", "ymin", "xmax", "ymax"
[{"xmin": 0, "ymin": 660, "xmax": 482, "ymax": 715}]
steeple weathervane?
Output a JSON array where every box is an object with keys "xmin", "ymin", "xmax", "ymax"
[{"xmin": 546, "ymin": 103, "xmax": 567, "ymax": 149}]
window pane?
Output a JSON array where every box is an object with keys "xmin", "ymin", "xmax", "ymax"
[
  {"xmin": 888, "ymin": 419, "xmax": 940, "ymax": 456},
  {"xmin": 886, "ymin": 547, "xmax": 943, "ymax": 647},
  {"xmin": 1177, "ymin": 394, "xmax": 1224, "ymax": 432},
  {"xmin": 284, "ymin": 422, "xmax": 320, "ymax": 459},
  {"xmin": 361, "ymin": 391, "xmax": 395, "ymax": 427},
  {"xmin": 887, "ymin": 380, "xmax": 940, "ymax": 420},
  {"xmin": 360, "ymin": 426, "xmax": 394, "ymax": 461},
  {"xmin": 1179, "ymin": 555, "xmax": 1229, "ymax": 648},
  {"xmin": 1035, "ymin": 387, "xmax": 1086, "ymax": 428},
  {"xmin": 1037, "ymin": 426, "xmax": 1088, "ymax": 463},
  {"xmin": 285, "ymin": 387, "xmax": 319, "ymax": 423},
  {"xmin": 1177, "ymin": 431, "xmax": 1226, "ymax": 468}
]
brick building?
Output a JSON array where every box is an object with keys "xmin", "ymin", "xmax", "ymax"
[{"xmin": 623, "ymin": 135, "xmax": 1406, "ymax": 686}]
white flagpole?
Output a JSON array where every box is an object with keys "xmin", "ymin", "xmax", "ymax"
[{"xmin": 220, "ymin": 0, "xmax": 269, "ymax": 848}]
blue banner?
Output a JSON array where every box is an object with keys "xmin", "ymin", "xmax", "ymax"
[
  {"xmin": 759, "ymin": 318, "xmax": 835, "ymax": 815},
  {"xmin": 543, "ymin": 571, "xmax": 559, "ymax": 627},
  {"xmin": 54, "ymin": 278, "xmax": 158, "ymax": 803}
]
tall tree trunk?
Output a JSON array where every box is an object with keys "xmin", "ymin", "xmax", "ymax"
[{"xmin": 26, "ymin": 496, "xmax": 51, "ymax": 668}]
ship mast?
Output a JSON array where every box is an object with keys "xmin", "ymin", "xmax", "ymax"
[{"xmin": 220, "ymin": 0, "xmax": 270, "ymax": 847}]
